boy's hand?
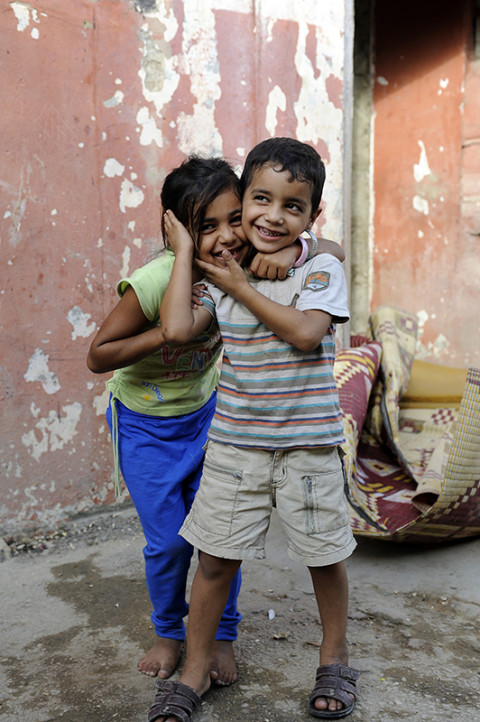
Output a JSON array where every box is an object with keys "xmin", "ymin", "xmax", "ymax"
[
  {"xmin": 249, "ymin": 244, "xmax": 299, "ymax": 280},
  {"xmin": 163, "ymin": 209, "xmax": 195, "ymax": 257},
  {"xmin": 196, "ymin": 251, "xmax": 250, "ymax": 298}
]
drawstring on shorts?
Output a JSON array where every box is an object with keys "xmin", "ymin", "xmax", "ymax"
[{"xmin": 109, "ymin": 395, "xmax": 123, "ymax": 497}]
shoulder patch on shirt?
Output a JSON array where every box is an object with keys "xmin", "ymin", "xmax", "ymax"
[{"xmin": 304, "ymin": 270, "xmax": 330, "ymax": 291}]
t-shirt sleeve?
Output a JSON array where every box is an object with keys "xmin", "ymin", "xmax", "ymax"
[
  {"xmin": 296, "ymin": 255, "xmax": 350, "ymax": 323},
  {"xmin": 116, "ymin": 254, "xmax": 174, "ymax": 322},
  {"xmin": 200, "ymin": 281, "xmax": 218, "ymax": 319}
]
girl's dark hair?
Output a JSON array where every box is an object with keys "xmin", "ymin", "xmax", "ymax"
[
  {"xmin": 160, "ymin": 155, "xmax": 241, "ymax": 251},
  {"xmin": 240, "ymin": 137, "xmax": 326, "ymax": 212}
]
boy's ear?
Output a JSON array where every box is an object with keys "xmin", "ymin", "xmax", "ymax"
[{"xmin": 307, "ymin": 207, "xmax": 321, "ymax": 229}]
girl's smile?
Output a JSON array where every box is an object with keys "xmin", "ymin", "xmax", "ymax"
[{"xmin": 197, "ymin": 189, "xmax": 249, "ymax": 267}]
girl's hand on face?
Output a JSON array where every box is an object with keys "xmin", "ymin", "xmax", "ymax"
[
  {"xmin": 196, "ymin": 251, "xmax": 249, "ymax": 298},
  {"xmin": 163, "ymin": 210, "xmax": 195, "ymax": 256}
]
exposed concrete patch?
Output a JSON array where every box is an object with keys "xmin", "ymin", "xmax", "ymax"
[
  {"xmin": 1, "ymin": 507, "xmax": 480, "ymax": 720},
  {"xmin": 24, "ymin": 348, "xmax": 60, "ymax": 395}
]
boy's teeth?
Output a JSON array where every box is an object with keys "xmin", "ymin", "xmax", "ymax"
[{"xmin": 259, "ymin": 227, "xmax": 280, "ymax": 237}]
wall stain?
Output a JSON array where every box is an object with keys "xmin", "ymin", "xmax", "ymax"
[{"xmin": 134, "ymin": 0, "xmax": 158, "ymax": 13}]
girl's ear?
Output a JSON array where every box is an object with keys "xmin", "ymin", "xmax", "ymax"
[{"xmin": 307, "ymin": 207, "xmax": 321, "ymax": 230}]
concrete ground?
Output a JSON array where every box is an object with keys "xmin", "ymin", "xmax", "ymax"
[{"xmin": 1, "ymin": 503, "xmax": 480, "ymax": 722}]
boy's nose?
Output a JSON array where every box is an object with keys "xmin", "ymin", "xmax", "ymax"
[{"xmin": 265, "ymin": 204, "xmax": 284, "ymax": 224}]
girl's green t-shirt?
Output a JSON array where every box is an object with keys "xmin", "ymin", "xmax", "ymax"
[{"xmin": 106, "ymin": 251, "xmax": 221, "ymax": 417}]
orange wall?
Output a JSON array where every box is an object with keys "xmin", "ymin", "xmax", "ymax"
[
  {"xmin": 1, "ymin": 0, "xmax": 352, "ymax": 531},
  {"xmin": 371, "ymin": 0, "xmax": 479, "ymax": 367}
]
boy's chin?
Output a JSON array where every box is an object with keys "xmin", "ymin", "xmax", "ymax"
[{"xmin": 252, "ymin": 240, "xmax": 293, "ymax": 254}]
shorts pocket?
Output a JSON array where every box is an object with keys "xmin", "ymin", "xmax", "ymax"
[
  {"xmin": 203, "ymin": 457, "xmax": 243, "ymax": 481},
  {"xmin": 194, "ymin": 459, "xmax": 244, "ymax": 536},
  {"xmin": 302, "ymin": 469, "xmax": 349, "ymax": 535}
]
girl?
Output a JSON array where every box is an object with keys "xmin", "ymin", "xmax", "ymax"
[{"xmin": 87, "ymin": 155, "xmax": 335, "ymax": 685}]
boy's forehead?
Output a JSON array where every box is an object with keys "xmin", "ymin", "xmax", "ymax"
[
  {"xmin": 248, "ymin": 163, "xmax": 313, "ymax": 200},
  {"xmin": 249, "ymin": 161, "xmax": 285, "ymax": 181}
]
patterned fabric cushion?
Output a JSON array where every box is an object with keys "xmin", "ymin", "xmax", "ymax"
[
  {"xmin": 343, "ymin": 306, "xmax": 480, "ymax": 542},
  {"xmin": 334, "ymin": 343, "xmax": 382, "ymax": 485}
]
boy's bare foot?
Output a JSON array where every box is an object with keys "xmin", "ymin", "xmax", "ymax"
[
  {"xmin": 209, "ymin": 640, "xmax": 237, "ymax": 686},
  {"xmin": 138, "ymin": 636, "xmax": 183, "ymax": 678}
]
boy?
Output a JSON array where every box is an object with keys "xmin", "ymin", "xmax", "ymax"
[{"xmin": 152, "ymin": 137, "xmax": 359, "ymax": 721}]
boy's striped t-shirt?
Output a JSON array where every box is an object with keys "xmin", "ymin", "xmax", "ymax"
[{"xmin": 201, "ymin": 254, "xmax": 349, "ymax": 450}]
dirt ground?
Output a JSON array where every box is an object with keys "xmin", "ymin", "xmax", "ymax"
[{"xmin": 1, "ymin": 502, "xmax": 480, "ymax": 722}]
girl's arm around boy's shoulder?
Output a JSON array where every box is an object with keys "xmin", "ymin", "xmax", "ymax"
[
  {"xmin": 159, "ymin": 210, "xmax": 213, "ymax": 345},
  {"xmin": 248, "ymin": 237, "xmax": 345, "ymax": 280},
  {"xmin": 316, "ymin": 237, "xmax": 345, "ymax": 263}
]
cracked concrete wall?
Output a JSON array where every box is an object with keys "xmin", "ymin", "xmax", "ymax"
[
  {"xmin": 1, "ymin": 0, "xmax": 353, "ymax": 531},
  {"xmin": 370, "ymin": 0, "xmax": 480, "ymax": 367}
]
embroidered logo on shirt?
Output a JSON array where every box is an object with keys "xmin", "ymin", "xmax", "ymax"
[
  {"xmin": 141, "ymin": 381, "xmax": 164, "ymax": 402},
  {"xmin": 304, "ymin": 271, "xmax": 330, "ymax": 291}
]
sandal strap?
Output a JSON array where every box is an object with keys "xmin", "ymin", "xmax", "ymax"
[
  {"xmin": 310, "ymin": 663, "xmax": 360, "ymax": 709},
  {"xmin": 148, "ymin": 680, "xmax": 202, "ymax": 722}
]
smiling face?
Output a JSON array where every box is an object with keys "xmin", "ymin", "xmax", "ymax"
[
  {"xmin": 196, "ymin": 189, "xmax": 249, "ymax": 267},
  {"xmin": 241, "ymin": 163, "xmax": 320, "ymax": 254}
]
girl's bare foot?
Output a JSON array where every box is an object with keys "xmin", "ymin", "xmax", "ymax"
[
  {"xmin": 209, "ymin": 640, "xmax": 237, "ymax": 686},
  {"xmin": 138, "ymin": 636, "xmax": 183, "ymax": 678}
]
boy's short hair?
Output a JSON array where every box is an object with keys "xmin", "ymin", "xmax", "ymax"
[{"xmin": 240, "ymin": 137, "xmax": 326, "ymax": 212}]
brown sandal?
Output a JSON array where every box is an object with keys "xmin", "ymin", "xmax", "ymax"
[
  {"xmin": 148, "ymin": 679, "xmax": 202, "ymax": 722},
  {"xmin": 308, "ymin": 663, "xmax": 360, "ymax": 719}
]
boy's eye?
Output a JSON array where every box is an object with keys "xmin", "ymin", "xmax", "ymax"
[
  {"xmin": 253, "ymin": 193, "xmax": 268, "ymax": 203},
  {"xmin": 286, "ymin": 202, "xmax": 301, "ymax": 212}
]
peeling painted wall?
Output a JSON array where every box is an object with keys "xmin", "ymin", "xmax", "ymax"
[
  {"xmin": 370, "ymin": 0, "xmax": 480, "ymax": 367},
  {"xmin": 1, "ymin": 0, "xmax": 353, "ymax": 531}
]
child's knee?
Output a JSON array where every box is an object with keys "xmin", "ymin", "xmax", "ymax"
[{"xmin": 198, "ymin": 552, "xmax": 240, "ymax": 582}]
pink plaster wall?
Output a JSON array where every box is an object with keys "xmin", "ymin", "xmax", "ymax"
[
  {"xmin": 371, "ymin": 0, "xmax": 479, "ymax": 367},
  {"xmin": 0, "ymin": 1, "xmax": 351, "ymax": 531}
]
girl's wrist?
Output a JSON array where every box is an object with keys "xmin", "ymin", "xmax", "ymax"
[
  {"xmin": 173, "ymin": 245, "xmax": 194, "ymax": 261},
  {"xmin": 293, "ymin": 237, "xmax": 309, "ymax": 268},
  {"xmin": 305, "ymin": 229, "xmax": 318, "ymax": 259}
]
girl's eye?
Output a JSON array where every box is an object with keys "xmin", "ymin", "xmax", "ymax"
[
  {"xmin": 230, "ymin": 214, "xmax": 242, "ymax": 225},
  {"xmin": 200, "ymin": 223, "xmax": 215, "ymax": 233}
]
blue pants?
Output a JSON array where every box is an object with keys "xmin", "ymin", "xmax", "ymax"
[{"xmin": 107, "ymin": 394, "xmax": 241, "ymax": 641}]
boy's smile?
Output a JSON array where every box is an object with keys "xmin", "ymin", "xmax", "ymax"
[
  {"xmin": 242, "ymin": 164, "xmax": 319, "ymax": 254},
  {"xmin": 197, "ymin": 189, "xmax": 249, "ymax": 267}
]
